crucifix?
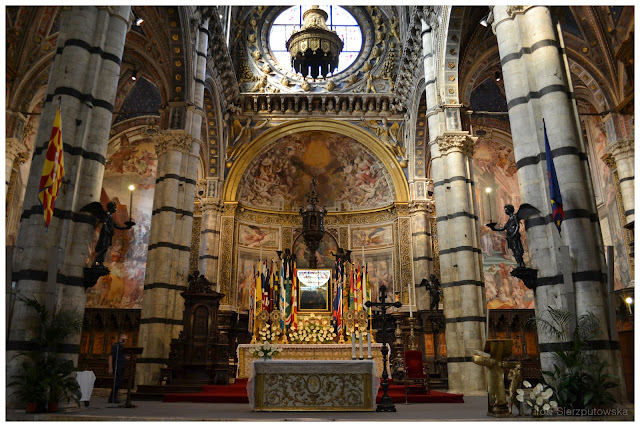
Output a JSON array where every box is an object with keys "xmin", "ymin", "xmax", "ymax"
[{"xmin": 365, "ymin": 284, "xmax": 402, "ymax": 412}]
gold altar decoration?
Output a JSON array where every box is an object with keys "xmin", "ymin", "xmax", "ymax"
[
  {"xmin": 237, "ymin": 343, "xmax": 390, "ymax": 379},
  {"xmin": 472, "ymin": 339, "xmax": 519, "ymax": 417}
]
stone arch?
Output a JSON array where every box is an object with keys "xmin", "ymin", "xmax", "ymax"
[{"xmin": 223, "ymin": 119, "xmax": 410, "ymax": 207}]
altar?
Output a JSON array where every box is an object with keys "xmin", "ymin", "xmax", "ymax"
[
  {"xmin": 248, "ymin": 360, "xmax": 379, "ymax": 411},
  {"xmin": 236, "ymin": 343, "xmax": 390, "ymax": 380}
]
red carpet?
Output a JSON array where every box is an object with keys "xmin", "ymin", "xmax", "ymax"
[{"xmin": 163, "ymin": 379, "xmax": 464, "ymax": 404}]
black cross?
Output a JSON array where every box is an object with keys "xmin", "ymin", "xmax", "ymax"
[{"xmin": 365, "ymin": 284, "xmax": 402, "ymax": 412}]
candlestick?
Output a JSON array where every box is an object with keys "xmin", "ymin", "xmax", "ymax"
[
  {"xmin": 128, "ymin": 184, "xmax": 135, "ymax": 222},
  {"xmin": 408, "ymin": 282, "xmax": 413, "ymax": 317},
  {"xmin": 359, "ymin": 330, "xmax": 363, "ymax": 359},
  {"xmin": 351, "ymin": 331, "xmax": 356, "ymax": 359},
  {"xmin": 367, "ymin": 331, "xmax": 372, "ymax": 359}
]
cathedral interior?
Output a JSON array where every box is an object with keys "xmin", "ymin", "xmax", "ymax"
[{"xmin": 5, "ymin": 5, "xmax": 635, "ymax": 408}]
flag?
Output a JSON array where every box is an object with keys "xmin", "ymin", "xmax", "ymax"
[
  {"xmin": 279, "ymin": 259, "xmax": 285, "ymax": 331},
  {"xmin": 261, "ymin": 261, "xmax": 270, "ymax": 311},
  {"xmin": 249, "ymin": 265, "xmax": 256, "ymax": 334},
  {"xmin": 38, "ymin": 103, "xmax": 65, "ymax": 230},
  {"xmin": 349, "ymin": 263, "xmax": 355, "ymax": 311},
  {"xmin": 365, "ymin": 263, "xmax": 371, "ymax": 316},
  {"xmin": 356, "ymin": 263, "xmax": 362, "ymax": 311},
  {"xmin": 332, "ymin": 283, "xmax": 339, "ymax": 333},
  {"xmin": 291, "ymin": 260, "xmax": 298, "ymax": 329},
  {"xmin": 336, "ymin": 264, "xmax": 343, "ymax": 335},
  {"xmin": 544, "ymin": 121, "xmax": 564, "ymax": 234},
  {"xmin": 284, "ymin": 261, "xmax": 292, "ymax": 326}
]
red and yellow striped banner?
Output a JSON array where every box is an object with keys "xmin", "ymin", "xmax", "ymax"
[{"xmin": 38, "ymin": 105, "xmax": 65, "ymax": 230}]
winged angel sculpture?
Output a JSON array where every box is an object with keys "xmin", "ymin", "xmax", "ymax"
[
  {"xmin": 81, "ymin": 201, "xmax": 135, "ymax": 267},
  {"xmin": 486, "ymin": 204, "xmax": 540, "ymax": 268}
]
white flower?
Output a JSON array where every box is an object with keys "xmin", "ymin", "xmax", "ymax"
[
  {"xmin": 543, "ymin": 403, "xmax": 550, "ymax": 411},
  {"xmin": 541, "ymin": 388, "xmax": 553, "ymax": 399},
  {"xmin": 526, "ymin": 400, "xmax": 533, "ymax": 407},
  {"xmin": 533, "ymin": 383, "xmax": 544, "ymax": 393},
  {"xmin": 534, "ymin": 405, "xmax": 539, "ymax": 411},
  {"xmin": 550, "ymin": 401, "xmax": 558, "ymax": 409},
  {"xmin": 536, "ymin": 396, "xmax": 543, "ymax": 406},
  {"xmin": 523, "ymin": 380, "xmax": 531, "ymax": 388},
  {"xmin": 258, "ymin": 351, "xmax": 264, "ymax": 357}
]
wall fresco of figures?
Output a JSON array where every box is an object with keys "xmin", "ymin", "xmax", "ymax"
[
  {"xmin": 238, "ymin": 131, "xmax": 395, "ymax": 212},
  {"xmin": 587, "ymin": 117, "xmax": 631, "ymax": 291},
  {"xmin": 292, "ymin": 232, "xmax": 338, "ymax": 271},
  {"xmin": 473, "ymin": 137, "xmax": 535, "ymax": 309},
  {"xmin": 85, "ymin": 137, "xmax": 157, "ymax": 309}
]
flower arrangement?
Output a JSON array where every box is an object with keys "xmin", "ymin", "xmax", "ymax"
[
  {"xmin": 288, "ymin": 313, "xmax": 337, "ymax": 343},
  {"xmin": 516, "ymin": 381, "xmax": 558, "ymax": 416},
  {"xmin": 258, "ymin": 324, "xmax": 278, "ymax": 343},
  {"xmin": 251, "ymin": 341, "xmax": 282, "ymax": 360}
]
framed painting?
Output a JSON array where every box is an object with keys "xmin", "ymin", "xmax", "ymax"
[{"xmin": 296, "ymin": 269, "xmax": 331, "ymax": 312}]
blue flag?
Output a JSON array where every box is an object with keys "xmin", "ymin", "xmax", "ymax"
[{"xmin": 544, "ymin": 121, "xmax": 564, "ymax": 234}]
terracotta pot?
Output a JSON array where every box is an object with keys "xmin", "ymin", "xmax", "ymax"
[
  {"xmin": 47, "ymin": 401, "xmax": 59, "ymax": 413},
  {"xmin": 25, "ymin": 402, "xmax": 37, "ymax": 413}
]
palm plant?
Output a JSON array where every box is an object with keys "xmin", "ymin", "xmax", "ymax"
[
  {"xmin": 529, "ymin": 307, "xmax": 619, "ymax": 410},
  {"xmin": 9, "ymin": 295, "xmax": 83, "ymax": 411}
]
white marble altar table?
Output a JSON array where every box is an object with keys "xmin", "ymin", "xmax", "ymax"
[
  {"xmin": 236, "ymin": 343, "xmax": 391, "ymax": 379},
  {"xmin": 248, "ymin": 359, "xmax": 379, "ymax": 411}
]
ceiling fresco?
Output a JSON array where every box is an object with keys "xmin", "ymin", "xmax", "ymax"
[{"xmin": 238, "ymin": 130, "xmax": 395, "ymax": 212}]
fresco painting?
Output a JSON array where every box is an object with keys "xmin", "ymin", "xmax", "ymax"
[
  {"xmin": 473, "ymin": 137, "xmax": 533, "ymax": 309},
  {"xmin": 351, "ymin": 225, "xmax": 393, "ymax": 249},
  {"xmin": 238, "ymin": 223, "xmax": 279, "ymax": 248},
  {"xmin": 292, "ymin": 232, "xmax": 338, "ymax": 271},
  {"xmin": 590, "ymin": 118, "xmax": 631, "ymax": 291},
  {"xmin": 238, "ymin": 131, "xmax": 394, "ymax": 212},
  {"xmin": 85, "ymin": 138, "xmax": 156, "ymax": 309},
  {"xmin": 361, "ymin": 252, "xmax": 395, "ymax": 303}
]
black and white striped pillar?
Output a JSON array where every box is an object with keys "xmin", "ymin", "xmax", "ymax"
[
  {"xmin": 493, "ymin": 5, "xmax": 626, "ymax": 402},
  {"xmin": 7, "ymin": 6, "xmax": 131, "ymax": 405},
  {"xmin": 136, "ymin": 17, "xmax": 210, "ymax": 385}
]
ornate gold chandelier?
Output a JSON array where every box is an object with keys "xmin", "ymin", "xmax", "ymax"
[{"xmin": 285, "ymin": 6, "xmax": 344, "ymax": 79}]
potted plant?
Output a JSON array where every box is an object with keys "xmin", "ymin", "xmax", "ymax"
[
  {"xmin": 8, "ymin": 295, "xmax": 83, "ymax": 412},
  {"xmin": 530, "ymin": 307, "xmax": 619, "ymax": 410},
  {"xmin": 7, "ymin": 360, "xmax": 48, "ymax": 413}
]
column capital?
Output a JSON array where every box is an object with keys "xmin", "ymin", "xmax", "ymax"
[
  {"xmin": 436, "ymin": 132, "xmax": 477, "ymax": 157},
  {"xmin": 601, "ymin": 152, "xmax": 617, "ymax": 170},
  {"xmin": 6, "ymin": 137, "xmax": 27, "ymax": 160},
  {"xmin": 505, "ymin": 6, "xmax": 536, "ymax": 18},
  {"xmin": 606, "ymin": 138, "xmax": 634, "ymax": 162},
  {"xmin": 154, "ymin": 131, "xmax": 193, "ymax": 156},
  {"xmin": 409, "ymin": 200, "xmax": 435, "ymax": 215},
  {"xmin": 201, "ymin": 198, "xmax": 224, "ymax": 213}
]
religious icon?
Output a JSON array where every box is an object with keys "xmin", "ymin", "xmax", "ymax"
[{"xmin": 297, "ymin": 269, "xmax": 331, "ymax": 312}]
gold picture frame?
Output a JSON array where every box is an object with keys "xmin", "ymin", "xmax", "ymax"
[{"xmin": 296, "ymin": 269, "xmax": 332, "ymax": 312}]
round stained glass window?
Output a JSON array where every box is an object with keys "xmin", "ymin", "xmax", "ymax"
[{"xmin": 269, "ymin": 5, "xmax": 363, "ymax": 77}]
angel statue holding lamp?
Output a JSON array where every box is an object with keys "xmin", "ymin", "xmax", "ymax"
[
  {"xmin": 81, "ymin": 201, "xmax": 135, "ymax": 267},
  {"xmin": 486, "ymin": 204, "xmax": 539, "ymax": 268}
]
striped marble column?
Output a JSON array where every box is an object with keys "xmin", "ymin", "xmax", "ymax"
[
  {"xmin": 199, "ymin": 198, "xmax": 224, "ymax": 281},
  {"xmin": 421, "ymin": 16, "xmax": 486, "ymax": 394},
  {"xmin": 493, "ymin": 5, "xmax": 626, "ymax": 401},
  {"xmin": 136, "ymin": 16, "xmax": 210, "ymax": 385},
  {"xmin": 603, "ymin": 114, "xmax": 634, "ymax": 225},
  {"xmin": 409, "ymin": 200, "xmax": 435, "ymax": 310},
  {"xmin": 6, "ymin": 6, "xmax": 131, "ymax": 406}
]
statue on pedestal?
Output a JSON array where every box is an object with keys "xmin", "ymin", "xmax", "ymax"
[{"xmin": 424, "ymin": 274, "xmax": 442, "ymax": 312}]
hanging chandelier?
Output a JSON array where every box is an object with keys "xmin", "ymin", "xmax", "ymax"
[{"xmin": 285, "ymin": 5, "xmax": 344, "ymax": 79}]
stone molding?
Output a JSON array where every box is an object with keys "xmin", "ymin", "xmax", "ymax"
[
  {"xmin": 6, "ymin": 138, "xmax": 27, "ymax": 161},
  {"xmin": 200, "ymin": 198, "xmax": 224, "ymax": 213},
  {"xmin": 505, "ymin": 6, "xmax": 536, "ymax": 18},
  {"xmin": 436, "ymin": 132, "xmax": 476, "ymax": 157},
  {"xmin": 606, "ymin": 139, "xmax": 634, "ymax": 162},
  {"xmin": 154, "ymin": 131, "xmax": 194, "ymax": 156},
  {"xmin": 409, "ymin": 200, "xmax": 435, "ymax": 214}
]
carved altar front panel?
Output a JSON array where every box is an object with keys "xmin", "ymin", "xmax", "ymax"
[{"xmin": 249, "ymin": 360, "xmax": 378, "ymax": 411}]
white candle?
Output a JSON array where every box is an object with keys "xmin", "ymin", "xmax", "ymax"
[
  {"xmin": 408, "ymin": 282, "xmax": 413, "ymax": 317},
  {"xmin": 351, "ymin": 332, "xmax": 356, "ymax": 359},
  {"xmin": 367, "ymin": 331, "xmax": 372, "ymax": 359},
  {"xmin": 359, "ymin": 331, "xmax": 363, "ymax": 359}
]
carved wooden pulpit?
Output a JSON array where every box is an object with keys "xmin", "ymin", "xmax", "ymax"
[{"xmin": 164, "ymin": 272, "xmax": 229, "ymax": 385}]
